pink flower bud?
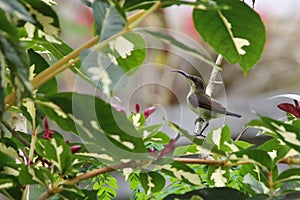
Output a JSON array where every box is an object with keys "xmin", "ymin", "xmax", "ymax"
[
  {"xmin": 70, "ymin": 145, "xmax": 81, "ymax": 154},
  {"xmin": 144, "ymin": 106, "xmax": 156, "ymax": 119},
  {"xmin": 42, "ymin": 117, "xmax": 55, "ymax": 140},
  {"xmin": 278, "ymin": 100, "xmax": 300, "ymax": 118},
  {"xmin": 135, "ymin": 103, "xmax": 140, "ymax": 113}
]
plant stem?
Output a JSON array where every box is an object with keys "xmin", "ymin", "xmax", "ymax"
[
  {"xmin": 127, "ymin": 1, "xmax": 161, "ymax": 29},
  {"xmin": 206, "ymin": 54, "xmax": 223, "ymax": 96},
  {"xmin": 2, "ymin": 120, "xmax": 30, "ymax": 147},
  {"xmin": 37, "ymin": 156, "xmax": 300, "ymax": 200}
]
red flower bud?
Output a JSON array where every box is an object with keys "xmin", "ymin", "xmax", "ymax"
[
  {"xmin": 70, "ymin": 145, "xmax": 81, "ymax": 154},
  {"xmin": 135, "ymin": 103, "xmax": 140, "ymax": 113},
  {"xmin": 144, "ymin": 106, "xmax": 156, "ymax": 119},
  {"xmin": 42, "ymin": 117, "xmax": 55, "ymax": 140},
  {"xmin": 278, "ymin": 100, "xmax": 300, "ymax": 118}
]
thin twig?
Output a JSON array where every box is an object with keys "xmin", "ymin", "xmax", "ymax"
[
  {"xmin": 235, "ymin": 127, "xmax": 248, "ymax": 142},
  {"xmin": 2, "ymin": 120, "xmax": 30, "ymax": 147},
  {"xmin": 206, "ymin": 54, "xmax": 223, "ymax": 96}
]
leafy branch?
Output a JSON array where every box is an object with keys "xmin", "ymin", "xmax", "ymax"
[{"xmin": 4, "ymin": 2, "xmax": 161, "ymax": 111}]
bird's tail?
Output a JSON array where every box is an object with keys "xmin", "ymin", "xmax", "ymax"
[{"xmin": 226, "ymin": 111, "xmax": 242, "ymax": 118}]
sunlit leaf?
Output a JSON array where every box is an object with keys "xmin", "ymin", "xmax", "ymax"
[
  {"xmin": 230, "ymin": 149, "xmax": 272, "ymax": 171},
  {"xmin": 38, "ymin": 92, "xmax": 148, "ymax": 164},
  {"xmin": 277, "ymin": 169, "xmax": 300, "ymax": 183},
  {"xmin": 23, "ymin": 0, "xmax": 60, "ymax": 37},
  {"xmin": 28, "ymin": 49, "xmax": 57, "ymax": 95},
  {"xmin": 164, "ymin": 119, "xmax": 203, "ymax": 146},
  {"xmin": 258, "ymin": 139, "xmax": 290, "ymax": 165},
  {"xmin": 19, "ymin": 165, "xmax": 53, "ymax": 186},
  {"xmin": 242, "ymin": 173, "xmax": 269, "ymax": 194},
  {"xmin": 140, "ymin": 171, "xmax": 165, "ymax": 195},
  {"xmin": 35, "ymin": 137, "xmax": 73, "ymax": 175},
  {"xmin": 0, "ymin": 15, "xmax": 32, "ymax": 105},
  {"xmin": 159, "ymin": 161, "xmax": 201, "ymax": 186},
  {"xmin": 92, "ymin": 0, "xmax": 125, "ymax": 41},
  {"xmin": 193, "ymin": 0, "xmax": 265, "ymax": 74},
  {"xmin": 0, "ymin": 0, "xmax": 34, "ymax": 22},
  {"xmin": 0, "ymin": 178, "xmax": 14, "ymax": 190},
  {"xmin": 109, "ymin": 33, "xmax": 146, "ymax": 73}
]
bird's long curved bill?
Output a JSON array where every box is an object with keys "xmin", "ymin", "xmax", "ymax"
[{"xmin": 171, "ymin": 70, "xmax": 190, "ymax": 79}]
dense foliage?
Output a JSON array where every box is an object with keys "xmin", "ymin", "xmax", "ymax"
[{"xmin": 1, "ymin": 0, "xmax": 299, "ymax": 200}]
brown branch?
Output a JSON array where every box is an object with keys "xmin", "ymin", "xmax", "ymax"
[
  {"xmin": 37, "ymin": 161, "xmax": 136, "ymax": 200},
  {"xmin": 37, "ymin": 155, "xmax": 300, "ymax": 200},
  {"xmin": 2, "ymin": 120, "xmax": 30, "ymax": 147}
]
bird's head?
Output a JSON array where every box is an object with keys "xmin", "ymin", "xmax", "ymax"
[{"xmin": 172, "ymin": 70, "xmax": 206, "ymax": 92}]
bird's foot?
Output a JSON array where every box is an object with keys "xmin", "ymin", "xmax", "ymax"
[
  {"xmin": 194, "ymin": 119, "xmax": 209, "ymax": 138},
  {"xmin": 194, "ymin": 117, "xmax": 205, "ymax": 125},
  {"xmin": 194, "ymin": 132, "xmax": 206, "ymax": 138}
]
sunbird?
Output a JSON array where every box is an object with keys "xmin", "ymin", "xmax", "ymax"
[{"xmin": 172, "ymin": 70, "xmax": 241, "ymax": 136}]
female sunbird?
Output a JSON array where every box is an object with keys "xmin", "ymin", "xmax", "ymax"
[{"xmin": 172, "ymin": 70, "xmax": 241, "ymax": 136}]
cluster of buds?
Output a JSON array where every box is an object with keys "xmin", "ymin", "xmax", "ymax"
[
  {"xmin": 42, "ymin": 117, "xmax": 81, "ymax": 154},
  {"xmin": 278, "ymin": 99, "xmax": 300, "ymax": 118}
]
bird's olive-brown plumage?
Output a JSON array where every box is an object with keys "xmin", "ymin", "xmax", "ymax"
[{"xmin": 172, "ymin": 70, "xmax": 241, "ymax": 121}]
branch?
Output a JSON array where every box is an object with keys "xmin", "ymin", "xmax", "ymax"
[
  {"xmin": 2, "ymin": 120, "xmax": 30, "ymax": 147},
  {"xmin": 37, "ymin": 161, "xmax": 139, "ymax": 200},
  {"xmin": 37, "ymin": 155, "xmax": 300, "ymax": 200},
  {"xmin": 206, "ymin": 54, "xmax": 223, "ymax": 96}
]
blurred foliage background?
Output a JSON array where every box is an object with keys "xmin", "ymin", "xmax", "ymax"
[{"xmin": 54, "ymin": 0, "xmax": 300, "ymax": 139}]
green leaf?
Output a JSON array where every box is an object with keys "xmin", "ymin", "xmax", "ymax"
[
  {"xmin": 145, "ymin": 131, "xmax": 170, "ymax": 144},
  {"xmin": 92, "ymin": 0, "xmax": 125, "ymax": 41},
  {"xmin": 22, "ymin": 0, "xmax": 60, "ymax": 37},
  {"xmin": 234, "ymin": 140, "xmax": 254, "ymax": 149},
  {"xmin": 160, "ymin": 161, "xmax": 202, "ymax": 186},
  {"xmin": 0, "ymin": 0, "xmax": 34, "ymax": 22},
  {"xmin": 164, "ymin": 187, "xmax": 249, "ymax": 200},
  {"xmin": 123, "ymin": 0, "xmax": 157, "ymax": 11},
  {"xmin": 277, "ymin": 168, "xmax": 300, "ymax": 183},
  {"xmin": 0, "ymin": 138, "xmax": 23, "ymax": 164},
  {"xmin": 101, "ymin": 32, "xmax": 146, "ymax": 73},
  {"xmin": 207, "ymin": 166, "xmax": 229, "ymax": 187},
  {"xmin": 139, "ymin": 124, "xmax": 163, "ymax": 140},
  {"xmin": 193, "ymin": 0, "xmax": 265, "ymax": 74},
  {"xmin": 173, "ymin": 144, "xmax": 198, "ymax": 156},
  {"xmin": 80, "ymin": 50, "xmax": 124, "ymax": 96},
  {"xmin": 39, "ymin": 92, "xmax": 148, "ymax": 164},
  {"xmin": 19, "ymin": 165, "xmax": 53, "ymax": 186},
  {"xmin": 80, "ymin": 32, "xmax": 147, "ymax": 95},
  {"xmin": 230, "ymin": 149, "xmax": 272, "ymax": 171},
  {"xmin": 280, "ymin": 181, "xmax": 300, "ymax": 194},
  {"xmin": 28, "ymin": 49, "xmax": 57, "ymax": 95},
  {"xmin": 140, "ymin": 171, "xmax": 165, "ymax": 195},
  {"xmin": 164, "ymin": 119, "xmax": 203, "ymax": 146},
  {"xmin": 206, "ymin": 125, "xmax": 237, "ymax": 153},
  {"xmin": 242, "ymin": 173, "xmax": 269, "ymax": 194},
  {"xmin": 246, "ymin": 119, "xmax": 276, "ymax": 136},
  {"xmin": 251, "ymin": 116, "xmax": 300, "ymax": 153},
  {"xmin": 142, "ymin": 29, "xmax": 217, "ymax": 69},
  {"xmin": 0, "ymin": 28, "xmax": 31, "ymax": 104},
  {"xmin": 59, "ymin": 185, "xmax": 98, "ymax": 200},
  {"xmin": 0, "ymin": 178, "xmax": 14, "ymax": 189},
  {"xmin": 258, "ymin": 139, "xmax": 290, "ymax": 165},
  {"xmin": 35, "ymin": 137, "xmax": 73, "ymax": 175}
]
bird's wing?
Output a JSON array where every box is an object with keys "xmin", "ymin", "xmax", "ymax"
[{"xmin": 188, "ymin": 92, "xmax": 226, "ymax": 114}]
